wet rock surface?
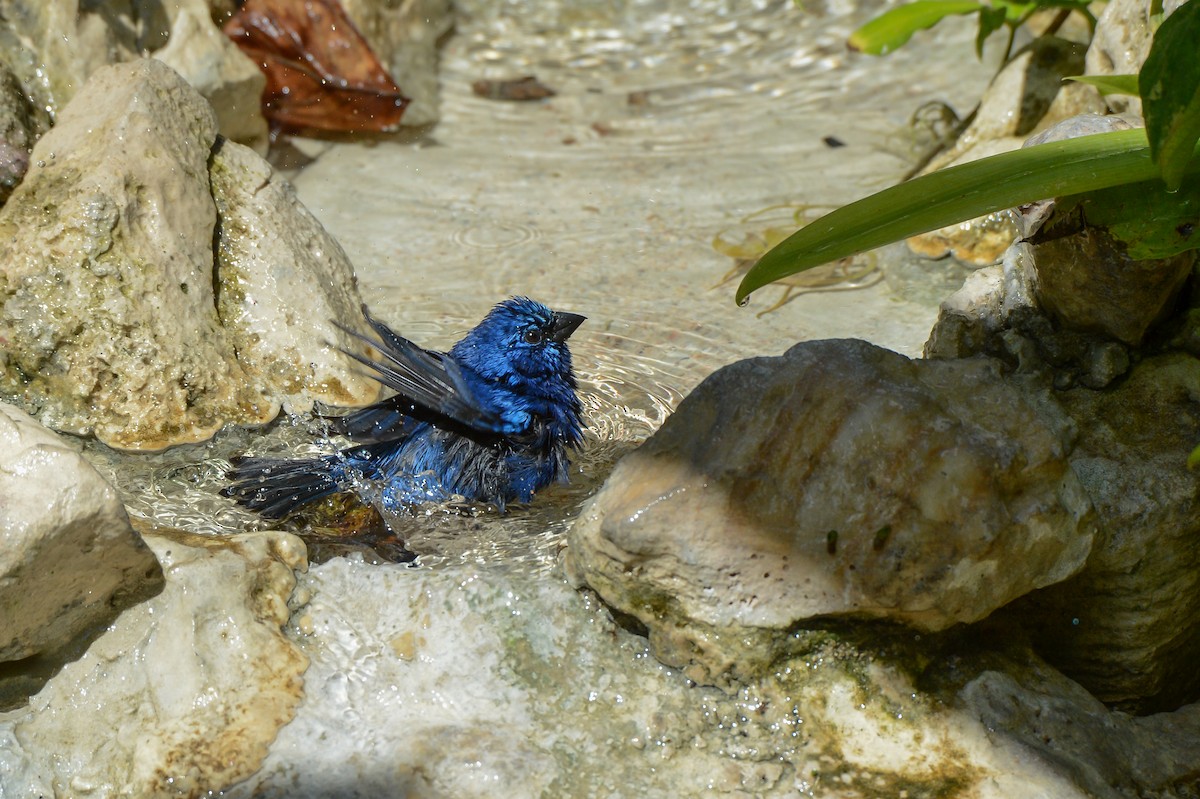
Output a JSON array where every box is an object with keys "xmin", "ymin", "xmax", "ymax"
[
  {"xmin": 0, "ymin": 58, "xmax": 270, "ymax": 449},
  {"xmin": 906, "ymin": 36, "xmax": 1106, "ymax": 266},
  {"xmin": 223, "ymin": 558, "xmax": 1138, "ymax": 799},
  {"xmin": 153, "ymin": 0, "xmax": 270, "ymax": 150},
  {"xmin": 0, "ymin": 527, "xmax": 308, "ymax": 796},
  {"xmin": 211, "ymin": 137, "xmax": 382, "ymax": 414},
  {"xmin": 0, "ymin": 58, "xmax": 377, "ymax": 449},
  {"xmin": 566, "ymin": 338, "xmax": 1095, "ymax": 683},
  {"xmin": 0, "ymin": 402, "xmax": 163, "ymax": 668}
]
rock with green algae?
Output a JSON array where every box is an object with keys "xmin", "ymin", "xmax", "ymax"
[
  {"xmin": 0, "ymin": 526, "xmax": 309, "ymax": 797},
  {"xmin": 0, "ymin": 58, "xmax": 378, "ymax": 450},
  {"xmin": 0, "ymin": 401, "xmax": 163, "ymax": 666},
  {"xmin": 565, "ymin": 338, "xmax": 1095, "ymax": 685}
]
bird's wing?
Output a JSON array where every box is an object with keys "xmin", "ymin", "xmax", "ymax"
[
  {"xmin": 334, "ymin": 308, "xmax": 518, "ymax": 437},
  {"xmin": 322, "ymin": 397, "xmax": 417, "ymax": 443}
]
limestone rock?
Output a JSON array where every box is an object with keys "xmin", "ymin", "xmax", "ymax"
[
  {"xmin": 0, "ymin": 1, "xmax": 267, "ymax": 147},
  {"xmin": 1083, "ymin": 0, "xmax": 1156, "ymax": 115},
  {"xmin": 566, "ymin": 339, "xmax": 1095, "ymax": 684},
  {"xmin": 0, "ymin": 402, "xmax": 163, "ymax": 664},
  {"xmin": 0, "ymin": 0, "xmax": 141, "ymax": 112},
  {"xmin": 0, "ymin": 58, "xmax": 276, "ymax": 449},
  {"xmin": 211, "ymin": 138, "xmax": 381, "ymax": 414},
  {"xmin": 153, "ymin": 0, "xmax": 270, "ymax": 151},
  {"xmin": 224, "ymin": 558, "xmax": 1130, "ymax": 799},
  {"xmin": 0, "ymin": 58, "xmax": 379, "ymax": 448},
  {"xmin": 341, "ymin": 0, "xmax": 455, "ymax": 127},
  {"xmin": 1007, "ymin": 353, "xmax": 1200, "ymax": 712},
  {"xmin": 0, "ymin": 528, "xmax": 309, "ymax": 796},
  {"xmin": 960, "ymin": 652, "xmax": 1200, "ymax": 796}
]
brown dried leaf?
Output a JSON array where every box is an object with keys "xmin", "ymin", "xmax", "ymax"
[{"xmin": 224, "ymin": 0, "xmax": 408, "ymax": 135}]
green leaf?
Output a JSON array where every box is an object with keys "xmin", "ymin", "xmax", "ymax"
[
  {"xmin": 1140, "ymin": 0, "xmax": 1200, "ymax": 191},
  {"xmin": 736, "ymin": 128, "xmax": 1200, "ymax": 304},
  {"xmin": 1189, "ymin": 442, "xmax": 1200, "ymax": 471},
  {"xmin": 1058, "ymin": 178, "xmax": 1200, "ymax": 259},
  {"xmin": 991, "ymin": 0, "xmax": 1038, "ymax": 23},
  {"xmin": 1065, "ymin": 74, "xmax": 1140, "ymax": 97},
  {"xmin": 848, "ymin": 0, "xmax": 984, "ymax": 55},
  {"xmin": 975, "ymin": 5, "xmax": 1007, "ymax": 57}
]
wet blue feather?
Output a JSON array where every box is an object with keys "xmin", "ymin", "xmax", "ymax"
[{"xmin": 222, "ymin": 297, "xmax": 585, "ymax": 518}]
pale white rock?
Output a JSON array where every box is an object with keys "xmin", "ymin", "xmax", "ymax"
[
  {"xmin": 922, "ymin": 36, "xmax": 1105, "ymax": 175},
  {"xmin": 0, "ymin": 402, "xmax": 163, "ymax": 663},
  {"xmin": 1083, "ymin": 0, "xmax": 1156, "ymax": 115},
  {"xmin": 211, "ymin": 138, "xmax": 381, "ymax": 414},
  {"xmin": 0, "ymin": 528, "xmax": 308, "ymax": 797},
  {"xmin": 222, "ymin": 557, "xmax": 1111, "ymax": 799},
  {"xmin": 152, "ymin": 0, "xmax": 270, "ymax": 151},
  {"xmin": 566, "ymin": 339, "xmax": 1095, "ymax": 684},
  {"xmin": 909, "ymin": 36, "xmax": 1105, "ymax": 264},
  {"xmin": 0, "ymin": 0, "xmax": 140, "ymax": 111}
]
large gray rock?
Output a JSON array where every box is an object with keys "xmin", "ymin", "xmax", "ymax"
[
  {"xmin": 959, "ymin": 653, "xmax": 1200, "ymax": 796},
  {"xmin": 0, "ymin": 402, "xmax": 163, "ymax": 664},
  {"xmin": 0, "ymin": 528, "xmax": 309, "ymax": 796},
  {"xmin": 566, "ymin": 339, "xmax": 1096, "ymax": 684},
  {"xmin": 1008, "ymin": 353, "xmax": 1200, "ymax": 712},
  {"xmin": 0, "ymin": 58, "xmax": 378, "ymax": 449}
]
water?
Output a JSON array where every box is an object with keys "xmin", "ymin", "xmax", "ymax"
[
  {"xmin": 48, "ymin": 1, "xmax": 1012, "ymax": 795},
  {"xmin": 82, "ymin": 0, "xmax": 993, "ymax": 574}
]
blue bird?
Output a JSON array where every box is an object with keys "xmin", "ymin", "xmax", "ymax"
[{"xmin": 222, "ymin": 297, "xmax": 586, "ymax": 519}]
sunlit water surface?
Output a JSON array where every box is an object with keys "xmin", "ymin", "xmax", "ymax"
[
  {"xmin": 85, "ymin": 0, "xmax": 990, "ymax": 575},
  {"xmin": 46, "ymin": 1, "xmax": 1013, "ymax": 795}
]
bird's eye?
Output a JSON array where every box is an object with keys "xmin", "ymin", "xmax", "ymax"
[{"xmin": 521, "ymin": 328, "xmax": 544, "ymax": 345}]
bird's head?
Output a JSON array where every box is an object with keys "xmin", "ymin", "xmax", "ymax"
[{"xmin": 452, "ymin": 297, "xmax": 585, "ymax": 387}]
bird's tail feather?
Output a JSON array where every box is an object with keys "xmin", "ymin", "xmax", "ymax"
[{"xmin": 220, "ymin": 455, "xmax": 342, "ymax": 519}]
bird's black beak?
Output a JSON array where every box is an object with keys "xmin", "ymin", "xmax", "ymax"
[{"xmin": 550, "ymin": 311, "xmax": 586, "ymax": 342}]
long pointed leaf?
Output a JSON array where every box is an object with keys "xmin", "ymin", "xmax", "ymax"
[
  {"xmin": 1065, "ymin": 74, "xmax": 1140, "ymax": 97},
  {"xmin": 848, "ymin": 1, "xmax": 983, "ymax": 55},
  {"xmin": 736, "ymin": 128, "xmax": 1200, "ymax": 304},
  {"xmin": 1140, "ymin": 0, "xmax": 1200, "ymax": 190}
]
